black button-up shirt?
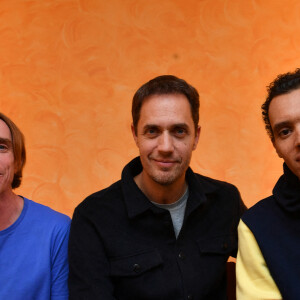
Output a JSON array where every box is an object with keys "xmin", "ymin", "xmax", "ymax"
[{"xmin": 69, "ymin": 157, "xmax": 245, "ymax": 299}]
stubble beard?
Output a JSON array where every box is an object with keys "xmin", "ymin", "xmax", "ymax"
[{"xmin": 148, "ymin": 158, "xmax": 191, "ymax": 186}]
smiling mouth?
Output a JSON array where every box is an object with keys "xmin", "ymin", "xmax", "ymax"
[{"xmin": 153, "ymin": 159, "xmax": 180, "ymax": 167}]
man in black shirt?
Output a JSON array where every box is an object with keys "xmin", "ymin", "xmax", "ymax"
[{"xmin": 68, "ymin": 75, "xmax": 245, "ymax": 299}]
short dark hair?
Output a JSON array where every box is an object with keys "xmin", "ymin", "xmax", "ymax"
[
  {"xmin": 0, "ymin": 113, "xmax": 26, "ymax": 189},
  {"xmin": 262, "ymin": 68, "xmax": 300, "ymax": 141},
  {"xmin": 132, "ymin": 75, "xmax": 199, "ymax": 133}
]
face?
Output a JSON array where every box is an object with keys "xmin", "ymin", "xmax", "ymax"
[
  {"xmin": 269, "ymin": 88, "xmax": 300, "ymax": 179},
  {"xmin": 0, "ymin": 120, "xmax": 15, "ymax": 195},
  {"xmin": 132, "ymin": 93, "xmax": 200, "ymax": 187}
]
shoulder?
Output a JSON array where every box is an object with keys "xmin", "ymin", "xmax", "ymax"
[
  {"xmin": 236, "ymin": 220, "xmax": 282, "ymax": 299},
  {"xmin": 192, "ymin": 172, "xmax": 247, "ymax": 219},
  {"xmin": 190, "ymin": 172, "xmax": 246, "ymax": 217},
  {"xmin": 25, "ymin": 198, "xmax": 70, "ymax": 229},
  {"xmin": 242, "ymin": 196, "xmax": 274, "ymax": 219},
  {"xmin": 193, "ymin": 173, "xmax": 242, "ymax": 203},
  {"xmin": 194, "ymin": 172, "xmax": 240, "ymax": 193},
  {"xmin": 241, "ymin": 195, "xmax": 275, "ymax": 230},
  {"xmin": 74, "ymin": 180, "xmax": 122, "ymax": 214}
]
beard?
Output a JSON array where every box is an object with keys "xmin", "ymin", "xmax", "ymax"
[{"xmin": 145, "ymin": 156, "xmax": 191, "ymax": 186}]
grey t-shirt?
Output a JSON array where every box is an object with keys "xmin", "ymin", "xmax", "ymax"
[{"xmin": 151, "ymin": 187, "xmax": 189, "ymax": 238}]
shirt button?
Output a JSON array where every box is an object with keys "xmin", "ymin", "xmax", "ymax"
[
  {"xmin": 222, "ymin": 242, "xmax": 228, "ymax": 250},
  {"xmin": 178, "ymin": 252, "xmax": 185, "ymax": 259},
  {"xmin": 187, "ymin": 295, "xmax": 193, "ymax": 299},
  {"xmin": 133, "ymin": 264, "xmax": 141, "ymax": 273}
]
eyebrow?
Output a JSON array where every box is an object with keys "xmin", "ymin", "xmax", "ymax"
[
  {"xmin": 143, "ymin": 123, "xmax": 189, "ymax": 130},
  {"xmin": 143, "ymin": 124, "xmax": 158, "ymax": 129},
  {"xmin": 273, "ymin": 121, "xmax": 291, "ymax": 133},
  {"xmin": 0, "ymin": 138, "xmax": 12, "ymax": 145},
  {"xmin": 145, "ymin": 123, "xmax": 189, "ymax": 127},
  {"xmin": 171, "ymin": 123, "xmax": 189, "ymax": 129}
]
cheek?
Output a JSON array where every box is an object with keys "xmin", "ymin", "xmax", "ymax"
[
  {"xmin": 7, "ymin": 157, "xmax": 16, "ymax": 173},
  {"xmin": 138, "ymin": 140, "xmax": 155, "ymax": 153},
  {"xmin": 274, "ymin": 141, "xmax": 290, "ymax": 159},
  {"xmin": 0, "ymin": 157, "xmax": 13, "ymax": 168},
  {"xmin": 176, "ymin": 140, "xmax": 194, "ymax": 151}
]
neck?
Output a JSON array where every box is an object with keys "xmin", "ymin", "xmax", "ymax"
[
  {"xmin": 0, "ymin": 191, "xmax": 23, "ymax": 231},
  {"xmin": 134, "ymin": 172, "xmax": 187, "ymax": 204}
]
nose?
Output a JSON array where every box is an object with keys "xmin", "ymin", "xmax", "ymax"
[{"xmin": 157, "ymin": 131, "xmax": 174, "ymax": 153}]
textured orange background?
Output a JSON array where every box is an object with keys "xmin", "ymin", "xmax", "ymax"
[{"xmin": 1, "ymin": 0, "xmax": 300, "ymax": 216}]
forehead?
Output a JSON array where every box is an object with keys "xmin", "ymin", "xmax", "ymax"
[
  {"xmin": 139, "ymin": 94, "xmax": 193, "ymax": 125},
  {"xmin": 269, "ymin": 88, "xmax": 300, "ymax": 128},
  {"xmin": 0, "ymin": 119, "xmax": 12, "ymax": 140}
]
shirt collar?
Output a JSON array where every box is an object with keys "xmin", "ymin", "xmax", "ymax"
[
  {"xmin": 121, "ymin": 157, "xmax": 219, "ymax": 219},
  {"xmin": 121, "ymin": 157, "xmax": 155, "ymax": 218},
  {"xmin": 273, "ymin": 163, "xmax": 300, "ymax": 216}
]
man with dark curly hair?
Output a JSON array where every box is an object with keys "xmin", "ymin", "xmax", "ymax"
[{"xmin": 236, "ymin": 68, "xmax": 300, "ymax": 300}]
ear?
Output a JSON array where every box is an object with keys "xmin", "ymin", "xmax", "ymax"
[
  {"xmin": 131, "ymin": 123, "xmax": 138, "ymax": 146},
  {"xmin": 193, "ymin": 125, "xmax": 201, "ymax": 150}
]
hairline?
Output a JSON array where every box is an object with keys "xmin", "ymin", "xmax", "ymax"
[{"xmin": 134, "ymin": 91, "xmax": 198, "ymax": 133}]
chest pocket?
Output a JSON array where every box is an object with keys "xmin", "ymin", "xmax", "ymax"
[
  {"xmin": 197, "ymin": 235, "xmax": 237, "ymax": 256},
  {"xmin": 110, "ymin": 249, "xmax": 163, "ymax": 277}
]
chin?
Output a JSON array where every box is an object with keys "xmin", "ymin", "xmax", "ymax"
[{"xmin": 151, "ymin": 174, "xmax": 179, "ymax": 186}]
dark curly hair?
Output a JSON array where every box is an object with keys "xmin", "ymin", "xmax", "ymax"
[
  {"xmin": 132, "ymin": 75, "xmax": 199, "ymax": 134},
  {"xmin": 262, "ymin": 68, "xmax": 300, "ymax": 141}
]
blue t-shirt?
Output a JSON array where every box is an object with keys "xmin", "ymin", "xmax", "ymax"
[{"xmin": 0, "ymin": 197, "xmax": 70, "ymax": 300}]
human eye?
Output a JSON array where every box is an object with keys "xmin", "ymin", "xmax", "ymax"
[
  {"xmin": 144, "ymin": 127, "xmax": 159, "ymax": 138},
  {"xmin": 278, "ymin": 128, "xmax": 292, "ymax": 138},
  {"xmin": 0, "ymin": 144, "xmax": 8, "ymax": 152},
  {"xmin": 173, "ymin": 127, "xmax": 187, "ymax": 138}
]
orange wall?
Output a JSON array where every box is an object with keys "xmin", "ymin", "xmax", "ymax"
[{"xmin": 1, "ymin": 0, "xmax": 300, "ymax": 216}]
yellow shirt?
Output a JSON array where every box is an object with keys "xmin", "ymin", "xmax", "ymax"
[{"xmin": 236, "ymin": 220, "xmax": 282, "ymax": 300}]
